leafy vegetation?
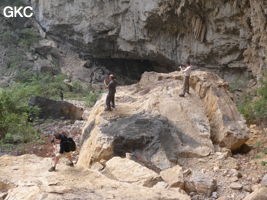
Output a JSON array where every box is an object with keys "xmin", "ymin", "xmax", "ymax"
[
  {"xmin": 19, "ymin": 28, "xmax": 41, "ymax": 48},
  {"xmin": 14, "ymin": 72, "xmax": 68, "ymax": 100},
  {"xmin": 0, "ymin": 88, "xmax": 40, "ymax": 146},
  {"xmin": 238, "ymin": 75, "xmax": 267, "ymax": 124},
  {"xmin": 0, "ymin": 3, "xmax": 74, "ymax": 151},
  {"xmin": 0, "ymin": 71, "xmax": 100, "ymax": 150},
  {"xmin": 0, "ymin": 7, "xmax": 99, "ymax": 151},
  {"xmin": 254, "ymin": 142, "xmax": 267, "ymax": 165},
  {"xmin": 13, "ymin": 70, "xmax": 100, "ymax": 104}
]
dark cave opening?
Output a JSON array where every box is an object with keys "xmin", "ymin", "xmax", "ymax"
[{"xmin": 94, "ymin": 58, "xmax": 176, "ymax": 84}]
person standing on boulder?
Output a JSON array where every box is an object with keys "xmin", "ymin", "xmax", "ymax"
[
  {"xmin": 105, "ymin": 74, "xmax": 117, "ymax": 111},
  {"xmin": 48, "ymin": 133, "xmax": 76, "ymax": 172},
  {"xmin": 179, "ymin": 62, "xmax": 192, "ymax": 97}
]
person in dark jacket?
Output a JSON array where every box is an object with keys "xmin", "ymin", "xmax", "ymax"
[
  {"xmin": 48, "ymin": 133, "xmax": 74, "ymax": 172},
  {"xmin": 105, "ymin": 74, "xmax": 117, "ymax": 111}
]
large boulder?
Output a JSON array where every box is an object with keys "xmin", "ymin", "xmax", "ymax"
[
  {"xmin": 77, "ymin": 71, "xmax": 248, "ymax": 169},
  {"xmin": 29, "ymin": 96, "xmax": 84, "ymax": 120},
  {"xmin": 189, "ymin": 73, "xmax": 249, "ymax": 150}
]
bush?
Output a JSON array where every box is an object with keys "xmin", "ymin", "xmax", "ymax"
[
  {"xmin": 64, "ymin": 79, "xmax": 100, "ymax": 106},
  {"xmin": 0, "ymin": 71, "xmax": 100, "ymax": 147},
  {"xmin": 85, "ymin": 92, "xmax": 100, "ymax": 107},
  {"xmin": 15, "ymin": 72, "xmax": 68, "ymax": 100},
  {"xmin": 0, "ymin": 89, "xmax": 39, "ymax": 143},
  {"xmin": 238, "ymin": 75, "xmax": 267, "ymax": 124},
  {"xmin": 14, "ymin": 71, "xmax": 100, "ymax": 103},
  {"xmin": 71, "ymin": 80, "xmax": 84, "ymax": 93},
  {"xmin": 18, "ymin": 28, "xmax": 41, "ymax": 48},
  {"xmin": 0, "ymin": 73, "xmax": 67, "ymax": 145}
]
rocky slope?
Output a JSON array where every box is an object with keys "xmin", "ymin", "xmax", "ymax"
[
  {"xmin": 0, "ymin": 154, "xmax": 190, "ymax": 200},
  {"xmin": 0, "ymin": 71, "xmax": 267, "ymax": 200},
  {"xmin": 77, "ymin": 70, "xmax": 248, "ymax": 170},
  {"xmin": 31, "ymin": 0, "xmax": 267, "ymax": 83}
]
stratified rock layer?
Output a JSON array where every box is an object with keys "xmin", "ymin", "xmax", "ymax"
[{"xmin": 77, "ymin": 71, "xmax": 248, "ymax": 169}]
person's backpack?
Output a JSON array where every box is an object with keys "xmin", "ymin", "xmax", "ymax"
[{"xmin": 67, "ymin": 137, "xmax": 76, "ymax": 151}]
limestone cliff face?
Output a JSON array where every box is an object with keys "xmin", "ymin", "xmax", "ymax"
[
  {"xmin": 244, "ymin": 0, "xmax": 267, "ymax": 79},
  {"xmin": 31, "ymin": 0, "xmax": 266, "ymax": 81}
]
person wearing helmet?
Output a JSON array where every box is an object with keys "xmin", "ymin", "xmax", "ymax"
[{"xmin": 105, "ymin": 74, "xmax": 117, "ymax": 111}]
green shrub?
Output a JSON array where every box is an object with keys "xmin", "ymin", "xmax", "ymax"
[
  {"xmin": 14, "ymin": 71, "xmax": 100, "ymax": 103},
  {"xmin": 238, "ymin": 75, "xmax": 267, "ymax": 124},
  {"xmin": 71, "ymin": 80, "xmax": 84, "ymax": 93},
  {"xmin": 18, "ymin": 28, "xmax": 41, "ymax": 48},
  {"xmin": 0, "ymin": 71, "xmax": 100, "ymax": 148},
  {"xmin": 14, "ymin": 72, "xmax": 68, "ymax": 100},
  {"xmin": 14, "ymin": 70, "xmax": 36, "ymax": 83},
  {"xmin": 85, "ymin": 92, "xmax": 100, "ymax": 107},
  {"xmin": 0, "ymin": 89, "xmax": 39, "ymax": 144},
  {"xmin": 4, "ymin": 133, "xmax": 15, "ymax": 144}
]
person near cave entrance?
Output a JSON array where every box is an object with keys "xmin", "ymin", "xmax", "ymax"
[
  {"xmin": 105, "ymin": 74, "xmax": 117, "ymax": 111},
  {"xmin": 179, "ymin": 62, "xmax": 192, "ymax": 97}
]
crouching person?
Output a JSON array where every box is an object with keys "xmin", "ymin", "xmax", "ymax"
[{"xmin": 49, "ymin": 133, "xmax": 76, "ymax": 172}]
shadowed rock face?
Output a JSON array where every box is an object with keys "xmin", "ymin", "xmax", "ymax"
[
  {"xmin": 101, "ymin": 114, "xmax": 208, "ymax": 170},
  {"xmin": 31, "ymin": 0, "xmax": 267, "ymax": 80},
  {"xmin": 77, "ymin": 71, "xmax": 248, "ymax": 169}
]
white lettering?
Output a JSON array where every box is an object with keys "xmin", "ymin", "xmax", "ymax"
[
  {"xmin": 23, "ymin": 6, "xmax": 33, "ymax": 18},
  {"xmin": 3, "ymin": 6, "xmax": 34, "ymax": 18},
  {"xmin": 3, "ymin": 6, "xmax": 13, "ymax": 18},
  {"xmin": 14, "ymin": 6, "xmax": 23, "ymax": 17}
]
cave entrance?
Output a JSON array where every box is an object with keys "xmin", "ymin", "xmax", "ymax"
[{"xmin": 95, "ymin": 58, "xmax": 176, "ymax": 84}]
